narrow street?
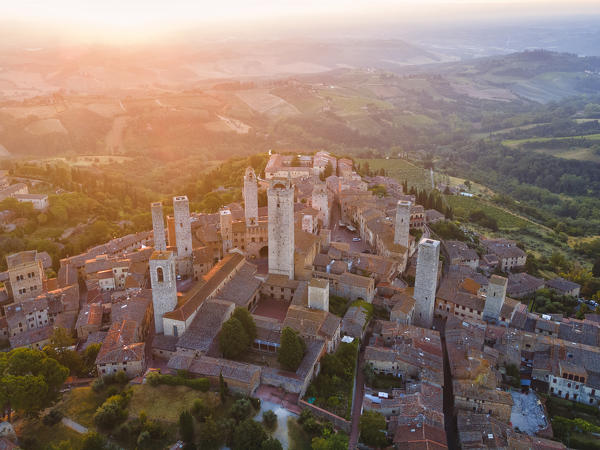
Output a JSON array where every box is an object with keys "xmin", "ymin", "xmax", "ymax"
[
  {"xmin": 438, "ymin": 317, "xmax": 458, "ymax": 450},
  {"xmin": 349, "ymin": 346, "xmax": 366, "ymax": 449}
]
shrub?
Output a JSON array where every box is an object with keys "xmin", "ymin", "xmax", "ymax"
[
  {"xmin": 261, "ymin": 437, "xmax": 283, "ymax": 450},
  {"xmin": 230, "ymin": 398, "xmax": 254, "ymax": 422},
  {"xmin": 145, "ymin": 373, "xmax": 210, "ymax": 391},
  {"xmin": 179, "ymin": 410, "xmax": 195, "ymax": 444},
  {"xmin": 91, "ymin": 377, "xmax": 105, "ymax": 392},
  {"xmin": 43, "ymin": 408, "xmax": 63, "ymax": 426},
  {"xmin": 81, "ymin": 431, "xmax": 107, "ymax": 450},
  {"xmin": 192, "ymin": 398, "xmax": 211, "ymax": 421},
  {"xmin": 262, "ymin": 410, "xmax": 277, "ymax": 429},
  {"xmin": 94, "ymin": 394, "xmax": 129, "ymax": 430},
  {"xmin": 232, "ymin": 419, "xmax": 267, "ymax": 450}
]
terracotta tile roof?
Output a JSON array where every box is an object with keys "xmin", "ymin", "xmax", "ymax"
[
  {"xmin": 163, "ymin": 252, "xmax": 244, "ymax": 321},
  {"xmin": 96, "ymin": 320, "xmax": 144, "ymax": 365},
  {"xmin": 176, "ymin": 299, "xmax": 234, "ymax": 353}
]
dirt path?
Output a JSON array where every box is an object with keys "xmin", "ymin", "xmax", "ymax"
[
  {"xmin": 105, "ymin": 115, "xmax": 129, "ymax": 155},
  {"xmin": 61, "ymin": 417, "xmax": 88, "ymax": 434}
]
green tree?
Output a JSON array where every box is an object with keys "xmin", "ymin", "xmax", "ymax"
[
  {"xmin": 359, "ymin": 410, "xmax": 388, "ymax": 448},
  {"xmin": 219, "ymin": 317, "xmax": 249, "ymax": 359},
  {"xmin": 233, "ymin": 307, "xmax": 257, "ymax": 341},
  {"xmin": 94, "ymin": 395, "xmax": 128, "ymax": 429},
  {"xmin": 199, "ymin": 415, "xmax": 222, "ymax": 449},
  {"xmin": 232, "ymin": 419, "xmax": 267, "ymax": 450},
  {"xmin": 219, "ymin": 371, "xmax": 229, "ymax": 402},
  {"xmin": 312, "ymin": 433, "xmax": 349, "ymax": 450},
  {"xmin": 81, "ymin": 431, "xmax": 107, "ymax": 450},
  {"xmin": 0, "ymin": 348, "xmax": 69, "ymax": 419},
  {"xmin": 261, "ymin": 437, "xmax": 283, "ymax": 450},
  {"xmin": 262, "ymin": 410, "xmax": 277, "ymax": 429},
  {"xmin": 191, "ymin": 398, "xmax": 211, "ymax": 421},
  {"xmin": 277, "ymin": 327, "xmax": 305, "ymax": 371},
  {"xmin": 230, "ymin": 398, "xmax": 253, "ymax": 423},
  {"xmin": 82, "ymin": 343, "xmax": 101, "ymax": 376},
  {"xmin": 179, "ymin": 410, "xmax": 195, "ymax": 444}
]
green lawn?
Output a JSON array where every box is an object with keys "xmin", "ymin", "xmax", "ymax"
[
  {"xmin": 19, "ymin": 420, "xmax": 85, "ymax": 450},
  {"xmin": 358, "ymin": 158, "xmax": 431, "ymax": 191},
  {"xmin": 445, "ymin": 195, "xmax": 530, "ymax": 230},
  {"xmin": 57, "ymin": 386, "xmax": 106, "ymax": 428},
  {"xmin": 129, "ymin": 384, "xmax": 220, "ymax": 423}
]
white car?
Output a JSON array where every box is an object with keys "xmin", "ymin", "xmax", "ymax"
[{"xmin": 352, "ymin": 237, "xmax": 361, "ymax": 242}]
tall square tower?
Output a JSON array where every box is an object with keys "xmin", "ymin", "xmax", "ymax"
[
  {"xmin": 413, "ymin": 238, "xmax": 440, "ymax": 329},
  {"xmin": 268, "ymin": 178, "xmax": 295, "ymax": 279}
]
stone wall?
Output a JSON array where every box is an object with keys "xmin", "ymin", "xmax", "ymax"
[{"xmin": 297, "ymin": 399, "xmax": 351, "ymax": 433}]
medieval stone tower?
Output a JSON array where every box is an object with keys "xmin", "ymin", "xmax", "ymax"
[
  {"xmin": 268, "ymin": 178, "xmax": 295, "ymax": 279},
  {"xmin": 394, "ymin": 200, "xmax": 411, "ymax": 248},
  {"xmin": 483, "ymin": 275, "xmax": 507, "ymax": 322},
  {"xmin": 151, "ymin": 202, "xmax": 167, "ymax": 251},
  {"xmin": 312, "ymin": 182, "xmax": 330, "ymax": 228},
  {"xmin": 244, "ymin": 167, "xmax": 259, "ymax": 227},
  {"xmin": 149, "ymin": 251, "xmax": 177, "ymax": 334},
  {"xmin": 413, "ymin": 238, "xmax": 440, "ymax": 329},
  {"xmin": 220, "ymin": 208, "xmax": 233, "ymax": 255},
  {"xmin": 173, "ymin": 195, "xmax": 192, "ymax": 276}
]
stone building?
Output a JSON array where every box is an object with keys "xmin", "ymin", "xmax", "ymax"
[
  {"xmin": 149, "ymin": 251, "xmax": 177, "ymax": 334},
  {"xmin": 173, "ymin": 195, "xmax": 193, "ymax": 276},
  {"xmin": 6, "ymin": 250, "xmax": 45, "ymax": 301},
  {"xmin": 481, "ymin": 238, "xmax": 526, "ymax": 272},
  {"xmin": 243, "ymin": 167, "xmax": 259, "ymax": 227},
  {"xmin": 151, "ymin": 201, "xmax": 167, "ymax": 251},
  {"xmin": 443, "ymin": 240, "xmax": 479, "ymax": 270},
  {"xmin": 267, "ymin": 178, "xmax": 295, "ymax": 279},
  {"xmin": 413, "ymin": 239, "xmax": 440, "ymax": 329},
  {"xmin": 483, "ymin": 275, "xmax": 507, "ymax": 322},
  {"xmin": 96, "ymin": 320, "xmax": 145, "ymax": 378},
  {"xmin": 308, "ymin": 278, "xmax": 329, "ymax": 311},
  {"xmin": 219, "ymin": 208, "xmax": 233, "ymax": 254},
  {"xmin": 311, "ymin": 182, "xmax": 330, "ymax": 228},
  {"xmin": 394, "ymin": 200, "xmax": 411, "ymax": 248}
]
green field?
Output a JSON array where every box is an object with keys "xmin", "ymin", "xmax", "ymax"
[
  {"xmin": 534, "ymin": 147, "xmax": 600, "ymax": 163},
  {"xmin": 129, "ymin": 384, "xmax": 220, "ymax": 423},
  {"xmin": 57, "ymin": 386, "xmax": 107, "ymax": 428},
  {"xmin": 19, "ymin": 420, "xmax": 85, "ymax": 450},
  {"xmin": 445, "ymin": 195, "xmax": 531, "ymax": 230},
  {"xmin": 358, "ymin": 158, "xmax": 432, "ymax": 190},
  {"xmin": 503, "ymin": 133, "xmax": 600, "ymax": 148}
]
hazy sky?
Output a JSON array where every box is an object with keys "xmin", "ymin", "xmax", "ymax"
[{"xmin": 3, "ymin": 0, "xmax": 600, "ymax": 44}]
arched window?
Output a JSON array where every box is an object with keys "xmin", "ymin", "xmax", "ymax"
[{"xmin": 157, "ymin": 267, "xmax": 164, "ymax": 283}]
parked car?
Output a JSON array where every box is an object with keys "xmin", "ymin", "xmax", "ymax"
[{"xmin": 352, "ymin": 237, "xmax": 362, "ymax": 242}]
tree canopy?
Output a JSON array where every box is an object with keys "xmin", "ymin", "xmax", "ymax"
[
  {"xmin": 359, "ymin": 410, "xmax": 388, "ymax": 448},
  {"xmin": 219, "ymin": 317, "xmax": 250, "ymax": 359},
  {"xmin": 277, "ymin": 327, "xmax": 306, "ymax": 371},
  {"xmin": 0, "ymin": 348, "xmax": 69, "ymax": 418}
]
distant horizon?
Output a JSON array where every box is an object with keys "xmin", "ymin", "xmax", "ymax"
[{"xmin": 3, "ymin": 0, "xmax": 600, "ymax": 45}]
